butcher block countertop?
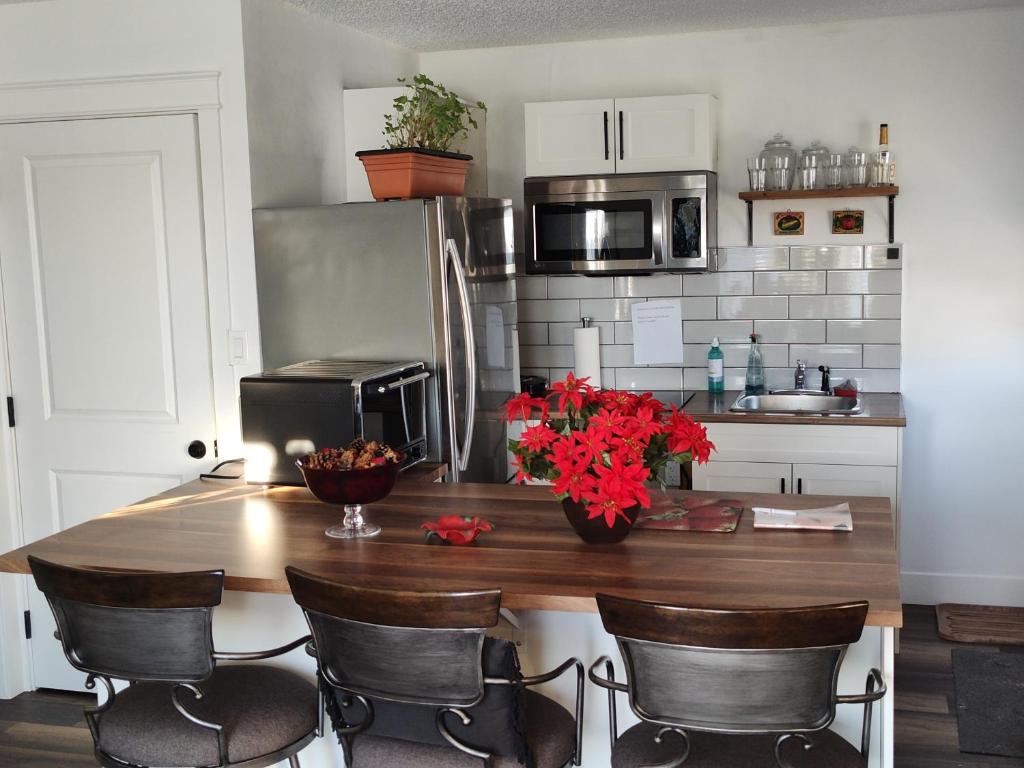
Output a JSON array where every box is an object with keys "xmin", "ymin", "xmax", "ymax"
[
  {"xmin": 686, "ymin": 390, "xmax": 906, "ymax": 427},
  {"xmin": 0, "ymin": 478, "xmax": 902, "ymax": 628}
]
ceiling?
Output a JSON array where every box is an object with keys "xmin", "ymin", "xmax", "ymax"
[{"xmin": 285, "ymin": 0, "xmax": 1021, "ymax": 51}]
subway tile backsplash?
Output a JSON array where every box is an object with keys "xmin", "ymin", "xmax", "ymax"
[{"xmin": 514, "ymin": 245, "xmax": 902, "ymax": 393}]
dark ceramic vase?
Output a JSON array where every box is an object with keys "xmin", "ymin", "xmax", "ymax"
[{"xmin": 561, "ymin": 499, "xmax": 640, "ymax": 544}]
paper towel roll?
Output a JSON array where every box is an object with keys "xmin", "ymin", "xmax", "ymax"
[{"xmin": 573, "ymin": 325, "xmax": 602, "ymax": 389}]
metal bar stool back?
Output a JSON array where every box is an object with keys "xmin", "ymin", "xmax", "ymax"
[
  {"xmin": 29, "ymin": 556, "xmax": 317, "ymax": 768},
  {"xmin": 590, "ymin": 595, "xmax": 886, "ymax": 768}
]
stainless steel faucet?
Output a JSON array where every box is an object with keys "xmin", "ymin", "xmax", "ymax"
[{"xmin": 794, "ymin": 360, "xmax": 806, "ymax": 389}]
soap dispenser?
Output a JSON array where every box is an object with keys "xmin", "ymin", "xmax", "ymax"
[{"xmin": 744, "ymin": 333, "xmax": 765, "ymax": 395}]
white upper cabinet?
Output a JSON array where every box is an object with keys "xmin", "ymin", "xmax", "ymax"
[
  {"xmin": 524, "ymin": 94, "xmax": 717, "ymax": 177},
  {"xmin": 524, "ymin": 98, "xmax": 615, "ymax": 177},
  {"xmin": 615, "ymin": 94, "xmax": 717, "ymax": 173}
]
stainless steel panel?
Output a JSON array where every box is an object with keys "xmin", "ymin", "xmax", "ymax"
[
  {"xmin": 525, "ymin": 172, "xmax": 714, "ymax": 195},
  {"xmin": 436, "ymin": 197, "xmax": 518, "ymax": 483},
  {"xmin": 253, "ymin": 202, "xmax": 435, "ymax": 369}
]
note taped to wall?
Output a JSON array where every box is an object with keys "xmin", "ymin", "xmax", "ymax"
[
  {"xmin": 485, "ymin": 305, "xmax": 506, "ymax": 369},
  {"xmin": 631, "ymin": 299, "xmax": 683, "ymax": 365}
]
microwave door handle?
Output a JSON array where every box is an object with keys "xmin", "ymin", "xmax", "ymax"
[{"xmin": 446, "ymin": 238, "xmax": 477, "ymax": 473}]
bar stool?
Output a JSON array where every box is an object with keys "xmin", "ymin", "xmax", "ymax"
[
  {"xmin": 28, "ymin": 556, "xmax": 318, "ymax": 768},
  {"xmin": 588, "ymin": 594, "xmax": 887, "ymax": 767},
  {"xmin": 285, "ymin": 566, "xmax": 584, "ymax": 767}
]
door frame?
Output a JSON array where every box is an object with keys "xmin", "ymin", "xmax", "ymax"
[{"xmin": 0, "ymin": 71, "xmax": 246, "ymax": 697}]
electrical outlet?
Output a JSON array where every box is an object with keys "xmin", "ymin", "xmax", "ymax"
[{"xmin": 663, "ymin": 461, "xmax": 681, "ymax": 488}]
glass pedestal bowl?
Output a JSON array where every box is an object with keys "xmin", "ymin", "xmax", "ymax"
[{"xmin": 296, "ymin": 459, "xmax": 401, "ymax": 539}]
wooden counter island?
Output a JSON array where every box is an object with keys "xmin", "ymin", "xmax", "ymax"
[{"xmin": 0, "ymin": 478, "xmax": 902, "ymax": 768}]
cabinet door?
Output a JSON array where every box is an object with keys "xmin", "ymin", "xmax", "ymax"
[
  {"xmin": 793, "ymin": 464, "xmax": 897, "ymax": 509},
  {"xmin": 692, "ymin": 461, "xmax": 791, "ymax": 494},
  {"xmin": 614, "ymin": 94, "xmax": 717, "ymax": 173},
  {"xmin": 524, "ymin": 99, "xmax": 615, "ymax": 177}
]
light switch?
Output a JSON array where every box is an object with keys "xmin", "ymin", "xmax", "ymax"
[{"xmin": 228, "ymin": 330, "xmax": 248, "ymax": 365}]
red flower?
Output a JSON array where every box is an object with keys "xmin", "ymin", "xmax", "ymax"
[
  {"xmin": 575, "ymin": 425, "xmax": 609, "ymax": 463},
  {"xmin": 549, "ymin": 372, "xmax": 590, "ymax": 413},
  {"xmin": 589, "ymin": 407, "xmax": 627, "ymax": 436},
  {"xmin": 504, "ymin": 392, "xmax": 546, "ymax": 422},
  {"xmin": 625, "ymin": 405, "xmax": 663, "ymax": 444},
  {"xmin": 551, "ymin": 455, "xmax": 598, "ymax": 503},
  {"xmin": 422, "ymin": 515, "xmax": 493, "ymax": 546},
  {"xmin": 511, "ymin": 453, "xmax": 533, "ymax": 484},
  {"xmin": 666, "ymin": 406, "xmax": 715, "ymax": 463},
  {"xmin": 520, "ymin": 424, "xmax": 558, "ymax": 453}
]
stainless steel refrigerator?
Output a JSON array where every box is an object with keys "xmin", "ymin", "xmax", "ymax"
[{"xmin": 252, "ymin": 197, "xmax": 518, "ymax": 484}]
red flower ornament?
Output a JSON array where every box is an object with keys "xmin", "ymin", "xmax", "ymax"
[{"xmin": 422, "ymin": 515, "xmax": 494, "ymax": 546}]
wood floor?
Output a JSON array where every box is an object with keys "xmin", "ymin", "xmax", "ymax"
[
  {"xmin": 0, "ymin": 605, "xmax": 1021, "ymax": 766},
  {"xmin": 895, "ymin": 604, "xmax": 1024, "ymax": 767}
]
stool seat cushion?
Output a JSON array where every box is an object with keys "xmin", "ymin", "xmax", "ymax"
[
  {"xmin": 97, "ymin": 664, "xmax": 317, "ymax": 767},
  {"xmin": 350, "ymin": 690, "xmax": 576, "ymax": 768},
  {"xmin": 611, "ymin": 723, "xmax": 866, "ymax": 768}
]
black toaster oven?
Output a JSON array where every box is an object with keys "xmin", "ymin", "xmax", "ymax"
[{"xmin": 240, "ymin": 360, "xmax": 429, "ymax": 485}]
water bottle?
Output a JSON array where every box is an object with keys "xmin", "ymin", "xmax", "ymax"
[{"xmin": 745, "ymin": 333, "xmax": 765, "ymax": 395}]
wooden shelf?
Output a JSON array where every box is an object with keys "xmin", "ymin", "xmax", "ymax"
[
  {"xmin": 738, "ymin": 185, "xmax": 899, "ymax": 201},
  {"xmin": 739, "ymin": 185, "xmax": 900, "ymax": 244}
]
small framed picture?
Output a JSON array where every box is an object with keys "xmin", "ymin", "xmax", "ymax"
[
  {"xmin": 832, "ymin": 209, "xmax": 865, "ymax": 234},
  {"xmin": 773, "ymin": 211, "xmax": 805, "ymax": 236}
]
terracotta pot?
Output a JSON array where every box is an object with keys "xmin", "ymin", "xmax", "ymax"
[
  {"xmin": 356, "ymin": 148, "xmax": 471, "ymax": 201},
  {"xmin": 561, "ymin": 499, "xmax": 640, "ymax": 544}
]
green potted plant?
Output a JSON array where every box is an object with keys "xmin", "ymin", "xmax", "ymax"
[{"xmin": 356, "ymin": 74, "xmax": 486, "ymax": 200}]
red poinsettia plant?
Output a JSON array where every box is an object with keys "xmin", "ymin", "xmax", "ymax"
[{"xmin": 505, "ymin": 374, "xmax": 715, "ymax": 529}]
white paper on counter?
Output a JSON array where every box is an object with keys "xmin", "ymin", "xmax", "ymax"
[
  {"xmin": 631, "ymin": 299, "xmax": 683, "ymax": 365},
  {"xmin": 485, "ymin": 305, "xmax": 505, "ymax": 368}
]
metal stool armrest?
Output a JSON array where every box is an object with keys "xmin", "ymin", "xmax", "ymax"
[
  {"xmin": 588, "ymin": 656, "xmax": 624, "ymax": 751},
  {"xmin": 213, "ymin": 634, "xmax": 312, "ymax": 661},
  {"xmin": 487, "ymin": 657, "xmax": 585, "ymax": 766},
  {"xmin": 835, "ymin": 668, "xmax": 887, "ymax": 756}
]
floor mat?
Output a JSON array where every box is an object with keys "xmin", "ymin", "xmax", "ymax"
[
  {"xmin": 937, "ymin": 603, "xmax": 1024, "ymax": 645},
  {"xmin": 951, "ymin": 648, "xmax": 1024, "ymax": 758}
]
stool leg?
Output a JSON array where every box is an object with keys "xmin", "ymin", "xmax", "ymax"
[{"xmin": 289, "ymin": 756, "xmax": 300, "ymax": 767}]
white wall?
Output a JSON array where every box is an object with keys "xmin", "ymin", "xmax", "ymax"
[
  {"xmin": 0, "ymin": 0, "xmax": 260, "ymax": 697},
  {"xmin": 422, "ymin": 7, "xmax": 1024, "ymax": 604},
  {"xmin": 241, "ymin": 0, "xmax": 417, "ymax": 207}
]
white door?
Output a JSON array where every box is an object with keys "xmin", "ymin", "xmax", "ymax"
[
  {"xmin": 0, "ymin": 114, "xmax": 218, "ymax": 691},
  {"xmin": 691, "ymin": 461, "xmax": 792, "ymax": 495},
  {"xmin": 524, "ymin": 99, "xmax": 615, "ymax": 176},
  {"xmin": 793, "ymin": 464, "xmax": 898, "ymax": 510},
  {"xmin": 615, "ymin": 94, "xmax": 718, "ymax": 173}
]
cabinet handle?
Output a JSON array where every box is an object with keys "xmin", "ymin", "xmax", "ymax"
[
  {"xmin": 618, "ymin": 110, "xmax": 624, "ymax": 160},
  {"xmin": 780, "ymin": 478, "xmax": 786, "ymax": 494},
  {"xmin": 797, "ymin": 478, "xmax": 803, "ymax": 494},
  {"xmin": 603, "ymin": 111, "xmax": 609, "ymax": 160}
]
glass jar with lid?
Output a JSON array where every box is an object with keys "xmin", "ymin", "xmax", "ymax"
[
  {"xmin": 759, "ymin": 133, "xmax": 798, "ymax": 191},
  {"xmin": 798, "ymin": 140, "xmax": 831, "ymax": 190}
]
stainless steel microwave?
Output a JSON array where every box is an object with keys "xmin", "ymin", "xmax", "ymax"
[{"xmin": 523, "ymin": 171, "xmax": 717, "ymax": 275}]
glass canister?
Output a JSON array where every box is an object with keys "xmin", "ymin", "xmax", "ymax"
[
  {"xmin": 759, "ymin": 133, "xmax": 798, "ymax": 191},
  {"xmin": 798, "ymin": 140, "xmax": 830, "ymax": 190},
  {"xmin": 844, "ymin": 146, "xmax": 868, "ymax": 187},
  {"xmin": 823, "ymin": 153, "xmax": 844, "ymax": 189}
]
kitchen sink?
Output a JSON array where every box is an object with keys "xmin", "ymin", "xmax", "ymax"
[{"xmin": 730, "ymin": 391, "xmax": 862, "ymax": 415}]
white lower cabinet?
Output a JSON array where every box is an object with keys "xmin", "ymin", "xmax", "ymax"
[
  {"xmin": 691, "ymin": 423, "xmax": 902, "ymax": 524},
  {"xmin": 794, "ymin": 463, "xmax": 897, "ymax": 509},
  {"xmin": 691, "ymin": 461, "xmax": 791, "ymax": 494}
]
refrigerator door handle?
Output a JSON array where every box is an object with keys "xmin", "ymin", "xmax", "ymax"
[{"xmin": 446, "ymin": 238, "xmax": 477, "ymax": 473}]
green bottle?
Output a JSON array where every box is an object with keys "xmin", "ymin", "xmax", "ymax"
[{"xmin": 707, "ymin": 336, "xmax": 724, "ymax": 392}]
